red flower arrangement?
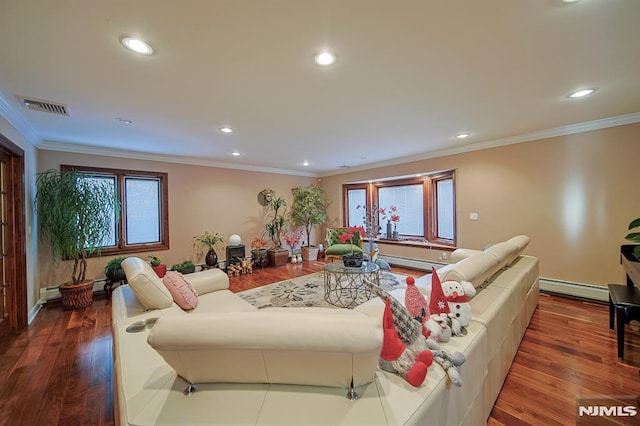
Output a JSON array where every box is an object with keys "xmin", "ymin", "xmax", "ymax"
[
  {"xmin": 379, "ymin": 205, "xmax": 400, "ymax": 223},
  {"xmin": 339, "ymin": 226, "xmax": 366, "ymax": 255}
]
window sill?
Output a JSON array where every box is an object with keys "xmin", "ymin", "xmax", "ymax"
[{"xmin": 363, "ymin": 237, "xmax": 456, "ymax": 251}]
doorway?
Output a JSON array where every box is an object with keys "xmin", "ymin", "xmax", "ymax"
[{"xmin": 0, "ymin": 133, "xmax": 27, "ymax": 338}]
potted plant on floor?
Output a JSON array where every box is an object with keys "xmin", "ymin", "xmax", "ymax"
[
  {"xmin": 193, "ymin": 231, "xmax": 224, "ymax": 267},
  {"xmin": 171, "ymin": 260, "xmax": 196, "ymax": 274},
  {"xmin": 264, "ymin": 195, "xmax": 289, "ymax": 267},
  {"xmin": 289, "ymin": 184, "xmax": 329, "ymax": 261},
  {"xmin": 35, "ymin": 169, "xmax": 120, "ymax": 310},
  {"xmin": 105, "ymin": 256, "xmax": 127, "ymax": 282},
  {"xmin": 250, "ymin": 237, "xmax": 269, "ymax": 267}
]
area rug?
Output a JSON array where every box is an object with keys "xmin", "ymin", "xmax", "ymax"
[{"xmin": 238, "ymin": 271, "xmax": 407, "ymax": 309}]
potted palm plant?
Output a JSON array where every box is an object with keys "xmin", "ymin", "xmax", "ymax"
[
  {"xmin": 289, "ymin": 184, "xmax": 329, "ymax": 261},
  {"xmin": 264, "ymin": 195, "xmax": 289, "ymax": 266},
  {"xmin": 35, "ymin": 169, "xmax": 119, "ymax": 310}
]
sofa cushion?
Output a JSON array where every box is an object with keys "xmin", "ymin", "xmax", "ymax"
[
  {"xmin": 439, "ymin": 251, "xmax": 500, "ymax": 289},
  {"xmin": 325, "ymin": 244, "xmax": 363, "ymax": 255},
  {"xmin": 163, "ymin": 271, "xmax": 199, "ymax": 310},
  {"xmin": 122, "ymin": 257, "xmax": 174, "ymax": 310}
]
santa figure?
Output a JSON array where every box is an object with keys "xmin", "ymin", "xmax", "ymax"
[{"xmin": 424, "ymin": 268, "xmax": 461, "ymax": 341}]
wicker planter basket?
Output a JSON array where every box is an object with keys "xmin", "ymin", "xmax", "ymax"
[{"xmin": 59, "ymin": 280, "xmax": 94, "ymax": 310}]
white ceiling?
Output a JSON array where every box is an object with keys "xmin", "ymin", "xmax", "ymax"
[{"xmin": 1, "ymin": 0, "xmax": 639, "ymax": 176}]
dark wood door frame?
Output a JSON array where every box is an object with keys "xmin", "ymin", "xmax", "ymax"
[{"xmin": 0, "ymin": 132, "xmax": 27, "ymax": 334}]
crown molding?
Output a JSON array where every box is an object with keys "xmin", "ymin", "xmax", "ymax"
[
  {"xmin": 37, "ymin": 140, "xmax": 318, "ymax": 178},
  {"xmin": 0, "ymin": 93, "xmax": 41, "ymax": 146},
  {"xmin": 320, "ymin": 112, "xmax": 640, "ymax": 177}
]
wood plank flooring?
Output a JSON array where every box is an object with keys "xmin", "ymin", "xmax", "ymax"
[{"xmin": 0, "ymin": 261, "xmax": 638, "ymax": 426}]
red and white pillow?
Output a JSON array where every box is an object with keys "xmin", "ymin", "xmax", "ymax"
[{"xmin": 162, "ymin": 271, "xmax": 199, "ymax": 310}]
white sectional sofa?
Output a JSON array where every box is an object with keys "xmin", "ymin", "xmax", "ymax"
[{"xmin": 112, "ymin": 236, "xmax": 538, "ymax": 425}]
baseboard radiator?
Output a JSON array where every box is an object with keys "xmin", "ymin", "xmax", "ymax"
[
  {"xmin": 380, "ymin": 255, "xmax": 609, "ymax": 302},
  {"xmin": 538, "ymin": 278, "xmax": 608, "ymax": 302},
  {"xmin": 39, "ymin": 279, "xmax": 108, "ymax": 303}
]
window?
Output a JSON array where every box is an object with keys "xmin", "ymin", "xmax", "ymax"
[
  {"xmin": 62, "ymin": 165, "xmax": 169, "ymax": 255},
  {"xmin": 343, "ymin": 171, "xmax": 456, "ymax": 245}
]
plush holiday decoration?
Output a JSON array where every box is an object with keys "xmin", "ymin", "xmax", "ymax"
[
  {"xmin": 441, "ymin": 280, "xmax": 476, "ymax": 328},
  {"xmin": 363, "ymin": 278, "xmax": 467, "ymax": 387},
  {"xmin": 432, "ymin": 350, "xmax": 466, "ymax": 387},
  {"xmin": 379, "ymin": 299, "xmax": 433, "ymax": 387},
  {"xmin": 365, "ymin": 280, "xmax": 423, "ymax": 344},
  {"xmin": 425, "ymin": 268, "xmax": 461, "ymax": 341},
  {"xmin": 405, "ymin": 276, "xmax": 429, "ymax": 324}
]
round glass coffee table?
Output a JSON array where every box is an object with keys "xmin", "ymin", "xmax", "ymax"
[{"xmin": 323, "ymin": 261, "xmax": 380, "ymax": 308}]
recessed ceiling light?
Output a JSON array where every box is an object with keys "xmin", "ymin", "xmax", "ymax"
[
  {"xmin": 563, "ymin": 0, "xmax": 579, "ymax": 3},
  {"xmin": 116, "ymin": 118, "xmax": 132, "ymax": 124},
  {"xmin": 231, "ymin": 151, "xmax": 240, "ymax": 156},
  {"xmin": 314, "ymin": 51, "xmax": 336, "ymax": 66},
  {"xmin": 456, "ymin": 133, "xmax": 470, "ymax": 139},
  {"xmin": 568, "ymin": 88, "xmax": 596, "ymax": 98},
  {"xmin": 302, "ymin": 161, "xmax": 309, "ymax": 166},
  {"xmin": 219, "ymin": 127, "xmax": 233, "ymax": 133},
  {"xmin": 121, "ymin": 37, "xmax": 153, "ymax": 55}
]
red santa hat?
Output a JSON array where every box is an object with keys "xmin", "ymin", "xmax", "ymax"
[{"xmin": 429, "ymin": 267, "xmax": 450, "ymax": 315}]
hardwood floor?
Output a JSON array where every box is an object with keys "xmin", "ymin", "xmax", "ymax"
[{"xmin": 0, "ymin": 262, "xmax": 638, "ymax": 426}]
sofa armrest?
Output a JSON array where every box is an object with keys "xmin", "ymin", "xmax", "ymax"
[
  {"xmin": 147, "ymin": 308, "xmax": 382, "ymax": 388},
  {"xmin": 183, "ymin": 268, "xmax": 229, "ymax": 295}
]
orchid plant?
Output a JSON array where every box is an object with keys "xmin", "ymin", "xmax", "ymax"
[{"xmin": 283, "ymin": 228, "xmax": 304, "ymax": 252}]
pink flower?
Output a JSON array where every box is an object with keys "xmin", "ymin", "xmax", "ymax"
[{"xmin": 390, "ymin": 214, "xmax": 400, "ymax": 223}]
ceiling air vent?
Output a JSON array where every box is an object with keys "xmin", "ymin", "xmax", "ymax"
[{"xmin": 17, "ymin": 96, "xmax": 69, "ymax": 116}]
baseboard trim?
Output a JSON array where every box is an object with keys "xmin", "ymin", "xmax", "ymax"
[
  {"xmin": 39, "ymin": 279, "xmax": 107, "ymax": 302},
  {"xmin": 28, "ymin": 302, "xmax": 42, "ymax": 325},
  {"xmin": 539, "ymin": 277, "xmax": 608, "ymax": 302}
]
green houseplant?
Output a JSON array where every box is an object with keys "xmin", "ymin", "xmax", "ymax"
[
  {"xmin": 171, "ymin": 260, "xmax": 195, "ymax": 274},
  {"xmin": 35, "ymin": 169, "xmax": 119, "ymax": 309},
  {"xmin": 625, "ymin": 218, "xmax": 640, "ymax": 258},
  {"xmin": 105, "ymin": 256, "xmax": 127, "ymax": 282},
  {"xmin": 289, "ymin": 184, "xmax": 329, "ymax": 261},
  {"xmin": 263, "ymin": 195, "xmax": 289, "ymax": 266}
]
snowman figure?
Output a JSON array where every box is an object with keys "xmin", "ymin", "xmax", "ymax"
[{"xmin": 441, "ymin": 280, "xmax": 476, "ymax": 328}]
